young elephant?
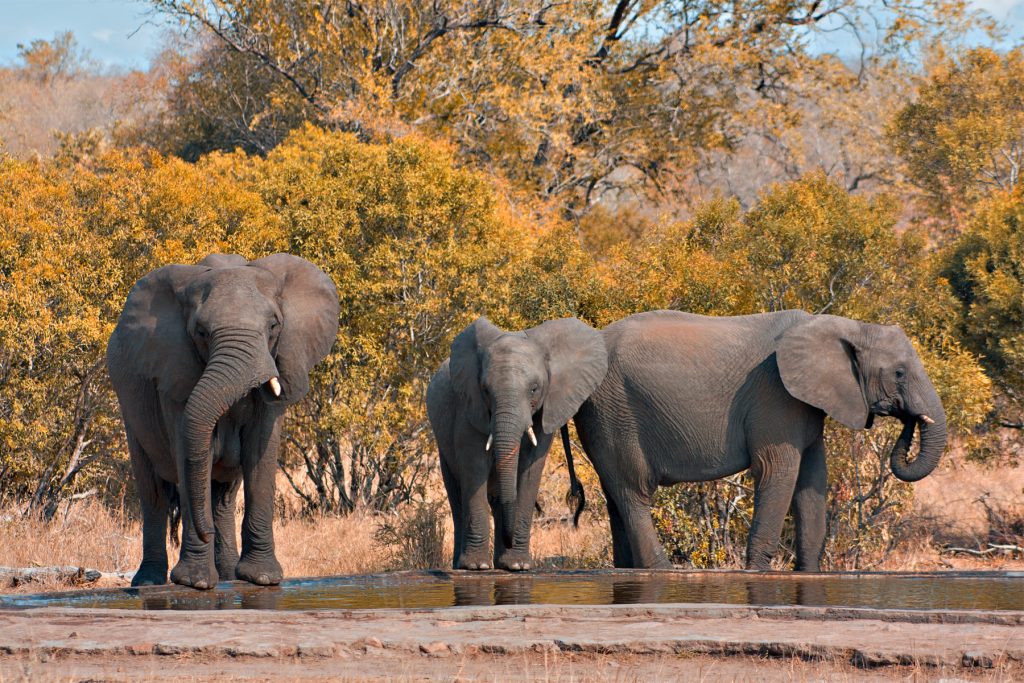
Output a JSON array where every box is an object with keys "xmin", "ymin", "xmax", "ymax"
[
  {"xmin": 572, "ymin": 310, "xmax": 947, "ymax": 571},
  {"xmin": 107, "ymin": 253, "xmax": 339, "ymax": 589},
  {"xmin": 427, "ymin": 317, "xmax": 606, "ymax": 571}
]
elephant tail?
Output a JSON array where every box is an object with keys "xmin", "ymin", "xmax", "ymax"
[
  {"xmin": 560, "ymin": 424, "xmax": 586, "ymax": 528},
  {"xmin": 166, "ymin": 482, "xmax": 181, "ymax": 549}
]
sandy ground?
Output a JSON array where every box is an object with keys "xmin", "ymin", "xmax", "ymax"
[{"xmin": 0, "ymin": 602, "xmax": 1021, "ymax": 682}]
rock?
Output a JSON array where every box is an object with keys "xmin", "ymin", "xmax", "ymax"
[
  {"xmin": 962, "ymin": 651, "xmax": 995, "ymax": 668},
  {"xmin": 419, "ymin": 641, "xmax": 451, "ymax": 657}
]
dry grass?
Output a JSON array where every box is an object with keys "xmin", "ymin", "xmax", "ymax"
[{"xmin": 0, "ymin": 456, "xmax": 1020, "ymax": 595}]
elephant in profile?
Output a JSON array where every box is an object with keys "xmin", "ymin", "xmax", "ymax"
[
  {"xmin": 427, "ymin": 317, "xmax": 606, "ymax": 571},
  {"xmin": 107, "ymin": 253, "xmax": 339, "ymax": 589},
  {"xmin": 572, "ymin": 310, "xmax": 946, "ymax": 571}
]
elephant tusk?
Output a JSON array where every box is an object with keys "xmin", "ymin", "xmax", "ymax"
[
  {"xmin": 919, "ymin": 414, "xmax": 935, "ymax": 425},
  {"xmin": 527, "ymin": 426, "xmax": 538, "ymax": 447},
  {"xmin": 485, "ymin": 434, "xmax": 493, "ymax": 451},
  {"xmin": 268, "ymin": 377, "xmax": 282, "ymax": 397}
]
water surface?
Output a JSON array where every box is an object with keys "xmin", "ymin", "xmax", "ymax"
[{"xmin": 2, "ymin": 570, "xmax": 1021, "ymax": 612}]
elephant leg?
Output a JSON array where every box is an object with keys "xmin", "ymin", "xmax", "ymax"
[
  {"xmin": 212, "ymin": 478, "xmax": 242, "ymax": 581},
  {"xmin": 169, "ymin": 420, "xmax": 219, "ymax": 590},
  {"xmin": 603, "ymin": 486, "xmax": 633, "ymax": 568},
  {"xmin": 236, "ymin": 412, "xmax": 284, "ymax": 586},
  {"xmin": 456, "ymin": 449, "xmax": 493, "ymax": 570},
  {"xmin": 791, "ymin": 440, "xmax": 827, "ymax": 572},
  {"xmin": 128, "ymin": 433, "xmax": 170, "ymax": 587},
  {"xmin": 620, "ymin": 497, "xmax": 670, "ymax": 569},
  {"xmin": 746, "ymin": 443, "xmax": 802, "ymax": 570},
  {"xmin": 495, "ymin": 436, "xmax": 548, "ymax": 571},
  {"xmin": 440, "ymin": 456, "xmax": 464, "ymax": 570},
  {"xmin": 170, "ymin": 467, "xmax": 218, "ymax": 589}
]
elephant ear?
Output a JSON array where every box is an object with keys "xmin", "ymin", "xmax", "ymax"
[
  {"xmin": 526, "ymin": 318, "xmax": 608, "ymax": 435},
  {"xmin": 777, "ymin": 315, "xmax": 869, "ymax": 430},
  {"xmin": 108, "ymin": 264, "xmax": 209, "ymax": 403},
  {"xmin": 449, "ymin": 317, "xmax": 505, "ymax": 433},
  {"xmin": 248, "ymin": 254, "xmax": 340, "ymax": 405}
]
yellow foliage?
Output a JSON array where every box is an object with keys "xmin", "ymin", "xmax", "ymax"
[{"xmin": 891, "ymin": 47, "xmax": 1024, "ymax": 215}]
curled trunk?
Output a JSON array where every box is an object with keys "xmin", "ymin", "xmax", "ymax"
[
  {"xmin": 183, "ymin": 334, "xmax": 272, "ymax": 543},
  {"xmin": 889, "ymin": 391, "xmax": 947, "ymax": 482}
]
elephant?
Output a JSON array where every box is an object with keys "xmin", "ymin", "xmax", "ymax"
[
  {"xmin": 426, "ymin": 317, "xmax": 606, "ymax": 571},
  {"xmin": 571, "ymin": 309, "xmax": 947, "ymax": 571},
  {"xmin": 106, "ymin": 253, "xmax": 339, "ymax": 589}
]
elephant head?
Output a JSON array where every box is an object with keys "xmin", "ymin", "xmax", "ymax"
[
  {"xmin": 449, "ymin": 317, "xmax": 607, "ymax": 547},
  {"xmin": 777, "ymin": 315, "xmax": 947, "ymax": 482},
  {"xmin": 112, "ymin": 253, "xmax": 339, "ymax": 542}
]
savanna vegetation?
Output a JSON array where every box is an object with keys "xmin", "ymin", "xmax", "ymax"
[{"xmin": 1, "ymin": 1, "xmax": 1022, "ymax": 579}]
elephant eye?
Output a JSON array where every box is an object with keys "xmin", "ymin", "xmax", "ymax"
[
  {"xmin": 195, "ymin": 326, "xmax": 207, "ymax": 339},
  {"xmin": 895, "ymin": 368, "xmax": 906, "ymax": 380},
  {"xmin": 530, "ymin": 384, "xmax": 539, "ymax": 395}
]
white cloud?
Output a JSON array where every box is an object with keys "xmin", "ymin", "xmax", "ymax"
[{"xmin": 91, "ymin": 29, "xmax": 113, "ymax": 44}]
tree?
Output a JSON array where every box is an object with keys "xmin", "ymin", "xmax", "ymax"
[
  {"xmin": 15, "ymin": 32, "xmax": 87, "ymax": 83},
  {"xmin": 149, "ymin": 0, "xmax": 983, "ymax": 215},
  {"xmin": 943, "ymin": 184, "xmax": 1024, "ymax": 407},
  {"xmin": 891, "ymin": 47, "xmax": 1024, "ymax": 216}
]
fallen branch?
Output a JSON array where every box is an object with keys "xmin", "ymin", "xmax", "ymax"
[
  {"xmin": 0, "ymin": 566, "xmax": 134, "ymax": 588},
  {"xmin": 941, "ymin": 543, "xmax": 1023, "ymax": 557}
]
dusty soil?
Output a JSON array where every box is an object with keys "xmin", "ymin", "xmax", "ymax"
[{"xmin": 0, "ymin": 602, "xmax": 1021, "ymax": 681}]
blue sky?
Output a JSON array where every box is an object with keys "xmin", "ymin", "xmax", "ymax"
[
  {"xmin": 0, "ymin": 0, "xmax": 1020, "ymax": 70},
  {"xmin": 0, "ymin": 0, "xmax": 162, "ymax": 69}
]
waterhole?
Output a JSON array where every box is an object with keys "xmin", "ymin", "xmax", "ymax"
[{"xmin": 2, "ymin": 570, "xmax": 1021, "ymax": 612}]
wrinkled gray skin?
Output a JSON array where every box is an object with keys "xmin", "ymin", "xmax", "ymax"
[
  {"xmin": 426, "ymin": 317, "xmax": 606, "ymax": 571},
  {"xmin": 107, "ymin": 254, "xmax": 339, "ymax": 589},
  {"xmin": 573, "ymin": 310, "xmax": 947, "ymax": 571}
]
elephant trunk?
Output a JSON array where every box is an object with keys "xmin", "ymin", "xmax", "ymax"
[
  {"xmin": 889, "ymin": 387, "xmax": 947, "ymax": 483},
  {"xmin": 183, "ymin": 331, "xmax": 278, "ymax": 543},
  {"xmin": 491, "ymin": 407, "xmax": 523, "ymax": 549}
]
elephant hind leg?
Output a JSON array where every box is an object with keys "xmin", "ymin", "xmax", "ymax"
[
  {"xmin": 439, "ymin": 457, "xmax": 463, "ymax": 570},
  {"xmin": 128, "ymin": 432, "xmax": 170, "ymax": 587},
  {"xmin": 746, "ymin": 443, "xmax": 802, "ymax": 570},
  {"xmin": 212, "ymin": 479, "xmax": 242, "ymax": 581},
  {"xmin": 791, "ymin": 440, "xmax": 827, "ymax": 572},
  {"xmin": 603, "ymin": 487, "xmax": 633, "ymax": 568}
]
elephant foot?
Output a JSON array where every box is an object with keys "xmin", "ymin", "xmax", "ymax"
[
  {"xmin": 456, "ymin": 550, "xmax": 492, "ymax": 571},
  {"xmin": 235, "ymin": 554, "xmax": 283, "ymax": 586},
  {"xmin": 495, "ymin": 549, "xmax": 532, "ymax": 572},
  {"xmin": 170, "ymin": 557, "xmax": 218, "ymax": 590},
  {"xmin": 131, "ymin": 562, "xmax": 168, "ymax": 587},
  {"xmin": 745, "ymin": 559, "xmax": 774, "ymax": 572}
]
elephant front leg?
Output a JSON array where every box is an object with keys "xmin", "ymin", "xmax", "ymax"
[
  {"xmin": 170, "ymin": 481, "xmax": 219, "ymax": 590},
  {"xmin": 170, "ymin": 430, "xmax": 219, "ymax": 590},
  {"xmin": 746, "ymin": 444, "xmax": 802, "ymax": 571},
  {"xmin": 212, "ymin": 478, "xmax": 242, "ymax": 581},
  {"xmin": 235, "ymin": 413, "xmax": 283, "ymax": 586},
  {"xmin": 129, "ymin": 436, "xmax": 170, "ymax": 587},
  {"xmin": 456, "ymin": 444, "xmax": 493, "ymax": 570}
]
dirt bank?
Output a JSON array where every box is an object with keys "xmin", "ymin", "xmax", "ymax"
[{"xmin": 0, "ymin": 602, "xmax": 1021, "ymax": 681}]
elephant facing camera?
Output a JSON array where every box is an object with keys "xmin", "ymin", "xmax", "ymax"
[
  {"xmin": 427, "ymin": 317, "xmax": 607, "ymax": 572},
  {"xmin": 107, "ymin": 253, "xmax": 339, "ymax": 590}
]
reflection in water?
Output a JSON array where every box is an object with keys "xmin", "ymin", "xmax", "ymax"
[{"xmin": 2, "ymin": 570, "xmax": 1022, "ymax": 612}]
